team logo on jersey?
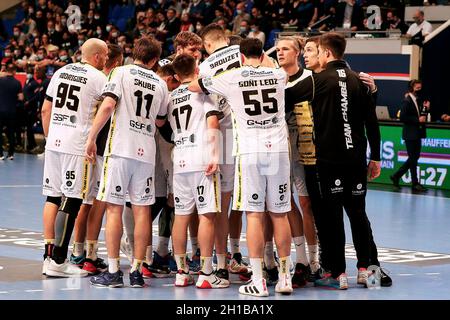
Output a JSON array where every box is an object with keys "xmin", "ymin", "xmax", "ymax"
[
  {"xmin": 130, "ymin": 68, "xmax": 138, "ymax": 75},
  {"xmin": 104, "ymin": 83, "xmax": 116, "ymax": 92},
  {"xmin": 335, "ymin": 179, "xmax": 341, "ymax": 186},
  {"xmin": 116, "ymin": 186, "xmax": 122, "ymax": 192},
  {"xmin": 280, "ymin": 194, "xmax": 285, "ymax": 201},
  {"xmin": 179, "ymin": 160, "xmax": 186, "ymax": 168},
  {"xmin": 137, "ymin": 148, "xmax": 144, "ymax": 156},
  {"xmin": 97, "ymin": 181, "xmax": 100, "ymax": 187},
  {"xmin": 55, "ymin": 139, "xmax": 61, "ymax": 147},
  {"xmin": 175, "ymin": 197, "xmax": 180, "ymax": 203},
  {"xmin": 252, "ymin": 193, "xmax": 258, "ymax": 200},
  {"xmin": 271, "ymin": 117, "xmax": 279, "ymax": 124},
  {"xmin": 66, "ymin": 181, "xmax": 72, "ymax": 187},
  {"xmin": 203, "ymin": 77, "xmax": 213, "ymax": 87},
  {"xmin": 45, "ymin": 178, "xmax": 49, "ymax": 184},
  {"xmin": 198, "ymin": 196, "xmax": 204, "ymax": 203},
  {"xmin": 145, "ymin": 188, "xmax": 150, "ymax": 194},
  {"xmin": 69, "ymin": 115, "xmax": 77, "ymax": 124},
  {"xmin": 357, "ymin": 183, "xmax": 362, "ymax": 190},
  {"xmin": 265, "ymin": 141, "xmax": 272, "ymax": 149},
  {"xmin": 241, "ymin": 70, "xmax": 250, "ymax": 77},
  {"xmin": 146, "ymin": 124, "xmax": 152, "ymax": 133}
]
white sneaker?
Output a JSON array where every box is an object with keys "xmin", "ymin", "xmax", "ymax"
[
  {"xmin": 275, "ymin": 273, "xmax": 293, "ymax": 295},
  {"xmin": 0, "ymin": 155, "xmax": 5, "ymax": 160},
  {"xmin": 239, "ymin": 278, "xmax": 269, "ymax": 297},
  {"xmin": 120, "ymin": 235, "xmax": 134, "ymax": 264},
  {"xmin": 175, "ymin": 270, "xmax": 194, "ymax": 287},
  {"xmin": 357, "ymin": 268, "xmax": 368, "ymax": 286},
  {"xmin": 42, "ymin": 257, "xmax": 50, "ymax": 275},
  {"xmin": 46, "ymin": 259, "xmax": 89, "ymax": 277},
  {"xmin": 196, "ymin": 272, "xmax": 230, "ymax": 289}
]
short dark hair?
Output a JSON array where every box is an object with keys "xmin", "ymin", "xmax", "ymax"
[
  {"xmin": 133, "ymin": 36, "xmax": 162, "ymax": 64},
  {"xmin": 172, "ymin": 54, "xmax": 196, "ymax": 78},
  {"xmin": 408, "ymin": 79, "xmax": 422, "ymax": 92},
  {"xmin": 240, "ymin": 38, "xmax": 263, "ymax": 59},
  {"xmin": 319, "ymin": 33, "xmax": 346, "ymax": 59},
  {"xmin": 173, "ymin": 31, "xmax": 202, "ymax": 50},
  {"xmin": 200, "ymin": 23, "xmax": 227, "ymax": 41},
  {"xmin": 105, "ymin": 44, "xmax": 123, "ymax": 69},
  {"xmin": 6, "ymin": 63, "xmax": 16, "ymax": 73},
  {"xmin": 157, "ymin": 63, "xmax": 176, "ymax": 78},
  {"xmin": 305, "ymin": 36, "xmax": 320, "ymax": 47},
  {"xmin": 228, "ymin": 35, "xmax": 243, "ymax": 46}
]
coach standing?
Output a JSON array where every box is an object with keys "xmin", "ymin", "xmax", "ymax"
[
  {"xmin": 0, "ymin": 64, "xmax": 23, "ymax": 160},
  {"xmin": 390, "ymin": 80, "xmax": 428, "ymax": 192},
  {"xmin": 286, "ymin": 33, "xmax": 381, "ymax": 289}
]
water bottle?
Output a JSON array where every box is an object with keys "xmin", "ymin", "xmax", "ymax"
[{"xmin": 366, "ymin": 265, "xmax": 381, "ymax": 289}]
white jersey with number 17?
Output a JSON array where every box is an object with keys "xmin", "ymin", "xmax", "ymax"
[
  {"xmin": 45, "ymin": 62, "xmax": 107, "ymax": 156},
  {"xmin": 200, "ymin": 66, "xmax": 289, "ymax": 156},
  {"xmin": 102, "ymin": 64, "xmax": 169, "ymax": 164}
]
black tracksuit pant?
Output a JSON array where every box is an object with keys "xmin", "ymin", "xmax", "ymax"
[{"xmin": 305, "ymin": 162, "xmax": 378, "ymax": 278}]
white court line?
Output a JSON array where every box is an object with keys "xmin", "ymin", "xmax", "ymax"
[
  {"xmin": 0, "ymin": 291, "xmax": 8, "ymax": 294},
  {"xmin": 0, "ymin": 185, "xmax": 41, "ymax": 188},
  {"xmin": 60, "ymin": 288, "xmax": 81, "ymax": 291},
  {"xmin": 25, "ymin": 289, "xmax": 43, "ymax": 293},
  {"xmin": 372, "ymin": 189, "xmax": 450, "ymax": 200},
  {"xmin": 397, "ymin": 273, "xmax": 414, "ymax": 276},
  {"xmin": 425, "ymin": 273, "xmax": 441, "ymax": 275}
]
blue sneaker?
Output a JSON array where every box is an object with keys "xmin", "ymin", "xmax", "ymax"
[
  {"xmin": 168, "ymin": 253, "xmax": 178, "ymax": 273},
  {"xmin": 129, "ymin": 269, "xmax": 145, "ymax": 288},
  {"xmin": 90, "ymin": 270, "xmax": 124, "ymax": 288},
  {"xmin": 69, "ymin": 251, "xmax": 86, "ymax": 267},
  {"xmin": 188, "ymin": 248, "xmax": 201, "ymax": 274},
  {"xmin": 314, "ymin": 273, "xmax": 348, "ymax": 290}
]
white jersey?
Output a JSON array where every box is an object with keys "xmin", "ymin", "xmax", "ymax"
[
  {"xmin": 201, "ymin": 66, "xmax": 289, "ymax": 155},
  {"xmin": 168, "ymin": 84, "xmax": 221, "ymax": 174},
  {"xmin": 103, "ymin": 64, "xmax": 168, "ymax": 164},
  {"xmin": 199, "ymin": 45, "xmax": 241, "ymax": 128},
  {"xmin": 45, "ymin": 62, "xmax": 107, "ymax": 156}
]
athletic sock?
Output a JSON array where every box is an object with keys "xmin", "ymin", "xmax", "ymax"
[
  {"xmin": 200, "ymin": 256, "xmax": 213, "ymax": 274},
  {"xmin": 249, "ymin": 258, "xmax": 264, "ymax": 282},
  {"xmin": 108, "ymin": 258, "xmax": 120, "ymax": 273},
  {"xmin": 190, "ymin": 237, "xmax": 198, "ymax": 256},
  {"xmin": 308, "ymin": 244, "xmax": 319, "ymax": 265},
  {"xmin": 264, "ymin": 241, "xmax": 276, "ymax": 269},
  {"xmin": 156, "ymin": 236, "xmax": 170, "ymax": 257},
  {"xmin": 217, "ymin": 254, "xmax": 227, "ymax": 270},
  {"xmin": 145, "ymin": 246, "xmax": 153, "ymax": 265},
  {"xmin": 230, "ymin": 238, "xmax": 240, "ymax": 255},
  {"xmin": 175, "ymin": 254, "xmax": 188, "ymax": 273},
  {"xmin": 131, "ymin": 259, "xmax": 143, "ymax": 273},
  {"xmin": 86, "ymin": 240, "xmax": 98, "ymax": 261},
  {"xmin": 293, "ymin": 236, "xmax": 309, "ymax": 265},
  {"xmin": 72, "ymin": 241, "xmax": 84, "ymax": 257},
  {"xmin": 279, "ymin": 256, "xmax": 292, "ymax": 275},
  {"xmin": 44, "ymin": 239, "xmax": 55, "ymax": 259}
]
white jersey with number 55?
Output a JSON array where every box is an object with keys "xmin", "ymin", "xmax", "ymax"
[
  {"xmin": 45, "ymin": 62, "xmax": 107, "ymax": 156},
  {"xmin": 102, "ymin": 64, "xmax": 169, "ymax": 164},
  {"xmin": 200, "ymin": 66, "xmax": 289, "ymax": 155}
]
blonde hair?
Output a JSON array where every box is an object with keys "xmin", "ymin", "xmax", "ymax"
[{"xmin": 276, "ymin": 36, "xmax": 306, "ymax": 53}]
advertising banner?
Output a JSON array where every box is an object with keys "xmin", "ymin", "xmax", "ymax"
[{"xmin": 371, "ymin": 124, "xmax": 450, "ymax": 190}]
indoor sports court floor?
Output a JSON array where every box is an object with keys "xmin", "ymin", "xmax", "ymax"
[{"xmin": 1, "ymin": 154, "xmax": 449, "ymax": 300}]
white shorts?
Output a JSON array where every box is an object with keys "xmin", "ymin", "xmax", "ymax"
[
  {"xmin": 220, "ymin": 163, "xmax": 234, "ymax": 193},
  {"xmin": 289, "ymin": 128, "xmax": 308, "ymax": 197},
  {"xmin": 173, "ymin": 171, "xmax": 221, "ymax": 215},
  {"xmin": 232, "ymin": 152, "xmax": 291, "ymax": 213},
  {"xmin": 42, "ymin": 150, "xmax": 92, "ymax": 200},
  {"xmin": 83, "ymin": 155, "xmax": 104, "ymax": 205},
  {"xmin": 96, "ymin": 155, "xmax": 155, "ymax": 206}
]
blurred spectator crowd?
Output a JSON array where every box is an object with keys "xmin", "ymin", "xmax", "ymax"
[{"xmin": 2, "ymin": 0, "xmax": 447, "ymax": 75}]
